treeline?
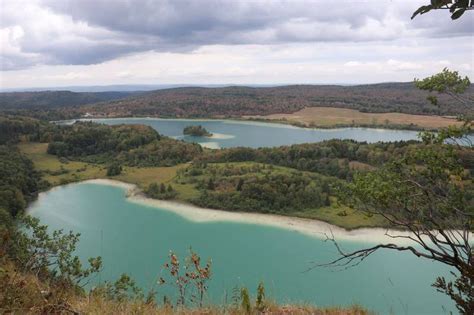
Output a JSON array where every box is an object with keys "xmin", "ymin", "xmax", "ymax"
[
  {"xmin": 3, "ymin": 84, "xmax": 472, "ymax": 120},
  {"xmin": 0, "ymin": 146, "xmax": 44, "ymax": 218},
  {"xmin": 0, "ymin": 116, "xmax": 40, "ymax": 144},
  {"xmin": 195, "ymin": 140, "xmax": 474, "ymax": 180},
  {"xmin": 81, "ymin": 83, "xmax": 473, "ymax": 118},
  {"xmin": 0, "ymin": 115, "xmax": 204, "ymax": 167},
  {"xmin": 194, "ymin": 140, "xmax": 413, "ymax": 180},
  {"xmin": 183, "ymin": 125, "xmax": 212, "ymax": 136},
  {"xmin": 0, "ymin": 90, "xmax": 136, "ymax": 109},
  {"xmin": 47, "ymin": 121, "xmax": 203, "ymax": 166},
  {"xmin": 179, "ymin": 163, "xmax": 333, "ymax": 213},
  {"xmin": 0, "ymin": 114, "xmax": 72, "ymax": 144},
  {"xmin": 47, "ymin": 122, "xmax": 160, "ymax": 156}
]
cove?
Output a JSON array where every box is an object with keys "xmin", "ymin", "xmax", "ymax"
[
  {"xmin": 27, "ymin": 182, "xmax": 454, "ymax": 315},
  {"xmin": 77, "ymin": 118, "xmax": 421, "ymax": 148}
]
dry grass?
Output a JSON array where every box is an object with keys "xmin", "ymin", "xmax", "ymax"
[
  {"xmin": 1, "ymin": 260, "xmax": 372, "ymax": 315},
  {"xmin": 247, "ymin": 106, "xmax": 462, "ymax": 129},
  {"xmin": 73, "ymin": 301, "xmax": 373, "ymax": 315}
]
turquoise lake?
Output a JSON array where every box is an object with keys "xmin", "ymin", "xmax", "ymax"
[
  {"xmin": 80, "ymin": 118, "xmax": 421, "ymax": 148},
  {"xmin": 28, "ymin": 183, "xmax": 454, "ymax": 315}
]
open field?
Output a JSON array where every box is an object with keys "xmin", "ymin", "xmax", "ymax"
[
  {"xmin": 245, "ymin": 106, "xmax": 463, "ymax": 129},
  {"xmin": 292, "ymin": 204, "xmax": 387, "ymax": 230},
  {"xmin": 18, "ymin": 143, "xmax": 106, "ymax": 185},
  {"xmin": 18, "ymin": 143, "xmax": 184, "ymax": 188}
]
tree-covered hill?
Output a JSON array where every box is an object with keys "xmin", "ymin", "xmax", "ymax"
[
  {"xmin": 81, "ymin": 83, "xmax": 474, "ymax": 117},
  {"xmin": 2, "ymin": 83, "xmax": 472, "ymax": 119},
  {"xmin": 0, "ymin": 90, "xmax": 139, "ymax": 109}
]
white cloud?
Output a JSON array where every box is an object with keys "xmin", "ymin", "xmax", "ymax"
[{"xmin": 0, "ymin": 0, "xmax": 472, "ymax": 88}]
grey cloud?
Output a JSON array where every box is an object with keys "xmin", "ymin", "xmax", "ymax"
[
  {"xmin": 43, "ymin": 0, "xmax": 473, "ymax": 41},
  {"xmin": 2, "ymin": 0, "xmax": 473, "ymax": 70}
]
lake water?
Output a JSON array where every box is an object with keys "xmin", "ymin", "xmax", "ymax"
[
  {"xmin": 28, "ymin": 182, "xmax": 454, "ymax": 314},
  {"xmin": 80, "ymin": 118, "xmax": 421, "ymax": 148}
]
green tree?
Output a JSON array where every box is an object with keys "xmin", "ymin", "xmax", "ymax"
[
  {"xmin": 106, "ymin": 163, "xmax": 122, "ymax": 176},
  {"xmin": 415, "ymin": 68, "xmax": 472, "ymax": 112},
  {"xmin": 236, "ymin": 178, "xmax": 244, "ymax": 191},
  {"xmin": 5, "ymin": 216, "xmax": 102, "ymax": 288},
  {"xmin": 319, "ymin": 70, "xmax": 473, "ymax": 314},
  {"xmin": 160, "ymin": 183, "xmax": 166, "ymax": 194},
  {"xmin": 256, "ymin": 282, "xmax": 266, "ymax": 312},
  {"xmin": 412, "ymin": 0, "xmax": 474, "ymax": 20},
  {"xmin": 207, "ymin": 178, "xmax": 215, "ymax": 190}
]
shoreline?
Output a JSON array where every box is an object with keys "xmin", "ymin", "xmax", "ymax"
[
  {"xmin": 78, "ymin": 179, "xmax": 414, "ymax": 244},
  {"xmin": 67, "ymin": 116, "xmax": 424, "ymax": 133}
]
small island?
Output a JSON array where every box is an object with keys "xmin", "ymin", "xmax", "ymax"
[{"xmin": 183, "ymin": 125, "xmax": 213, "ymax": 137}]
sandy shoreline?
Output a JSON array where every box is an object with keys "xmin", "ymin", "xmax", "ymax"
[{"xmin": 81, "ymin": 179, "xmax": 414, "ymax": 244}]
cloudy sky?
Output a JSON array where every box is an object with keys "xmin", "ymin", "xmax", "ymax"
[{"xmin": 0, "ymin": 0, "xmax": 473, "ymax": 89}]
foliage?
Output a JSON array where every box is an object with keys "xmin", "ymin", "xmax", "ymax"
[
  {"xmin": 415, "ymin": 68, "xmax": 472, "ymax": 113},
  {"xmin": 335, "ymin": 142, "xmax": 473, "ymax": 314},
  {"xmin": 4, "ymin": 216, "xmax": 102, "ymax": 288},
  {"xmin": 47, "ymin": 121, "xmax": 160, "ymax": 157},
  {"xmin": 91, "ymin": 274, "xmax": 144, "ymax": 302},
  {"xmin": 78, "ymin": 83, "xmax": 474, "ymax": 118},
  {"xmin": 159, "ymin": 249, "xmax": 212, "ymax": 307},
  {"xmin": 47, "ymin": 121, "xmax": 202, "ymax": 167},
  {"xmin": 195, "ymin": 139, "xmax": 473, "ymax": 181},
  {"xmin": 321, "ymin": 69, "xmax": 474, "ymax": 314},
  {"xmin": 0, "ymin": 146, "xmax": 43, "ymax": 217},
  {"xmin": 412, "ymin": 0, "xmax": 474, "ymax": 20},
  {"xmin": 106, "ymin": 163, "xmax": 122, "ymax": 176},
  {"xmin": 256, "ymin": 282, "xmax": 266, "ymax": 312},
  {"xmin": 183, "ymin": 125, "xmax": 212, "ymax": 137},
  {"xmin": 0, "ymin": 90, "xmax": 135, "ymax": 110},
  {"xmin": 181, "ymin": 163, "xmax": 333, "ymax": 214},
  {"xmin": 240, "ymin": 287, "xmax": 251, "ymax": 314},
  {"xmin": 0, "ymin": 115, "xmax": 40, "ymax": 144},
  {"xmin": 146, "ymin": 183, "xmax": 178, "ymax": 200}
]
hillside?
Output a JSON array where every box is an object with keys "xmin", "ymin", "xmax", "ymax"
[
  {"xmin": 0, "ymin": 90, "xmax": 139, "ymax": 109},
  {"xmin": 80, "ymin": 83, "xmax": 474, "ymax": 117}
]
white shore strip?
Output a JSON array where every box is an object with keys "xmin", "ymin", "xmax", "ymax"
[
  {"xmin": 208, "ymin": 132, "xmax": 235, "ymax": 139},
  {"xmin": 82, "ymin": 179, "xmax": 414, "ymax": 244},
  {"xmin": 199, "ymin": 142, "xmax": 221, "ymax": 149}
]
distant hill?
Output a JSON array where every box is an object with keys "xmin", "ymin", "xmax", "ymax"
[
  {"xmin": 0, "ymin": 84, "xmax": 281, "ymax": 93},
  {"xmin": 0, "ymin": 90, "xmax": 140, "ymax": 109},
  {"xmin": 81, "ymin": 83, "xmax": 473, "ymax": 117},
  {"xmin": 1, "ymin": 83, "xmax": 472, "ymax": 117}
]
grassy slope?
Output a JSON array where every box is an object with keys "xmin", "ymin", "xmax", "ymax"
[
  {"xmin": 1, "ymin": 260, "xmax": 371, "ymax": 315},
  {"xmin": 19, "ymin": 143, "xmax": 384, "ymax": 229},
  {"xmin": 245, "ymin": 106, "xmax": 462, "ymax": 130}
]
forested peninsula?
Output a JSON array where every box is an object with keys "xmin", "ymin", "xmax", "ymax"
[{"xmin": 2, "ymin": 115, "xmax": 472, "ymax": 230}]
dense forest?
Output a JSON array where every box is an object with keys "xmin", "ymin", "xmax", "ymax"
[
  {"xmin": 47, "ymin": 122, "xmax": 203, "ymax": 166},
  {"xmin": 0, "ymin": 90, "xmax": 137, "ymax": 109},
  {"xmin": 1, "ymin": 83, "xmax": 472, "ymax": 121},
  {"xmin": 183, "ymin": 125, "xmax": 212, "ymax": 136},
  {"xmin": 80, "ymin": 83, "xmax": 473, "ymax": 117},
  {"xmin": 194, "ymin": 140, "xmax": 474, "ymax": 180},
  {"xmin": 178, "ymin": 162, "xmax": 333, "ymax": 214},
  {"xmin": 0, "ymin": 146, "xmax": 43, "ymax": 218}
]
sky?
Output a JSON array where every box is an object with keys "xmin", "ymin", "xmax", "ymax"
[{"xmin": 0, "ymin": 0, "xmax": 473, "ymax": 89}]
